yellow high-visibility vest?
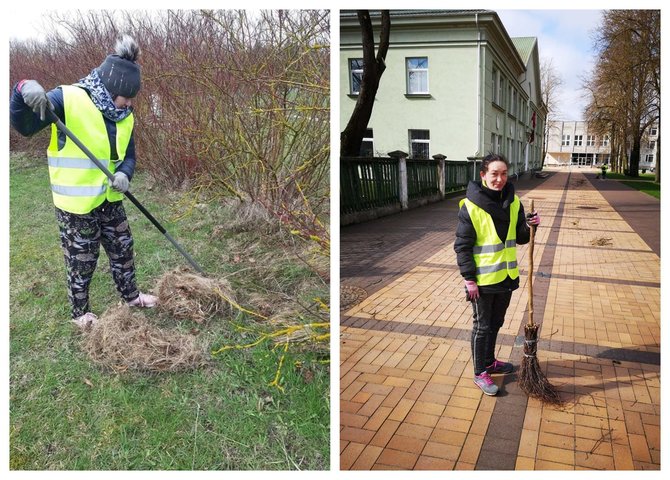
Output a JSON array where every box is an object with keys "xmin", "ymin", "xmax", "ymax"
[
  {"xmin": 460, "ymin": 196, "xmax": 520, "ymax": 285},
  {"xmin": 47, "ymin": 85, "xmax": 134, "ymax": 214}
]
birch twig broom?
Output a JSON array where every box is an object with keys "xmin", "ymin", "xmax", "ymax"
[{"xmin": 517, "ymin": 199, "xmax": 562, "ymax": 404}]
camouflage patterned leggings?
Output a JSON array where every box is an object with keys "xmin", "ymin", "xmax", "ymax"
[{"xmin": 56, "ymin": 201, "xmax": 140, "ymax": 318}]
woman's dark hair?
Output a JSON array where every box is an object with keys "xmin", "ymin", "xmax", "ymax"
[{"xmin": 480, "ymin": 153, "xmax": 510, "ymax": 173}]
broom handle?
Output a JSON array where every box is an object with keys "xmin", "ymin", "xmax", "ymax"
[{"xmin": 528, "ymin": 199, "xmax": 535, "ymax": 327}]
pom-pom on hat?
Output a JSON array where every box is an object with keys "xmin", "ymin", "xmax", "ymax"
[{"xmin": 97, "ymin": 35, "xmax": 141, "ymax": 98}]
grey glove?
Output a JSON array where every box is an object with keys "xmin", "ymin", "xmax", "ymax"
[
  {"xmin": 111, "ymin": 172, "xmax": 129, "ymax": 193},
  {"xmin": 20, "ymin": 80, "xmax": 53, "ymax": 122}
]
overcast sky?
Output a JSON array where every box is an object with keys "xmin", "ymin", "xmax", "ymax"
[{"xmin": 497, "ymin": 9, "xmax": 604, "ymax": 121}]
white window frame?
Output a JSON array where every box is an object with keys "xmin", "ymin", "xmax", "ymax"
[
  {"xmin": 587, "ymin": 135, "xmax": 595, "ymax": 147},
  {"xmin": 601, "ymin": 135, "xmax": 610, "ymax": 147},
  {"xmin": 406, "ymin": 57, "xmax": 429, "ymax": 95},
  {"xmin": 562, "ymin": 135, "xmax": 571, "ymax": 146},
  {"xmin": 574, "ymin": 135, "xmax": 583, "ymax": 146},
  {"xmin": 409, "ymin": 129, "xmax": 430, "ymax": 159},
  {"xmin": 493, "ymin": 67, "xmax": 503, "ymax": 106},
  {"xmin": 649, "ymin": 141, "xmax": 656, "ymax": 150},
  {"xmin": 349, "ymin": 58, "xmax": 364, "ymax": 95}
]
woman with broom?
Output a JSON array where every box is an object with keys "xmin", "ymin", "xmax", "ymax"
[
  {"xmin": 10, "ymin": 35, "xmax": 158, "ymax": 329},
  {"xmin": 454, "ymin": 154, "xmax": 540, "ymax": 396}
]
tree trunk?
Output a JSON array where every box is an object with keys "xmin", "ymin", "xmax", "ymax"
[
  {"xmin": 340, "ymin": 10, "xmax": 390, "ymax": 157},
  {"xmin": 628, "ymin": 135, "xmax": 641, "ymax": 177}
]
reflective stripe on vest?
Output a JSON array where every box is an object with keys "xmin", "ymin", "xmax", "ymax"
[
  {"xmin": 47, "ymin": 85, "xmax": 134, "ymax": 214},
  {"xmin": 460, "ymin": 196, "xmax": 520, "ymax": 286},
  {"xmin": 48, "ymin": 157, "xmax": 111, "ymax": 170},
  {"xmin": 51, "ymin": 185, "xmax": 108, "ymax": 197}
]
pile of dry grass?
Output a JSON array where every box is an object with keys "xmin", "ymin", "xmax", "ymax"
[
  {"xmin": 157, "ymin": 269, "xmax": 235, "ymax": 323},
  {"xmin": 81, "ymin": 269, "xmax": 239, "ymax": 372},
  {"xmin": 81, "ymin": 305, "xmax": 206, "ymax": 372}
]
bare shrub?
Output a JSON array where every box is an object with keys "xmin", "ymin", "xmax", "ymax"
[{"xmin": 10, "ymin": 9, "xmax": 330, "ymax": 258}]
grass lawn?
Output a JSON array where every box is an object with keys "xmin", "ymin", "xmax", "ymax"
[
  {"xmin": 603, "ymin": 172, "xmax": 660, "ymax": 199},
  {"xmin": 9, "ymin": 153, "xmax": 330, "ymax": 470}
]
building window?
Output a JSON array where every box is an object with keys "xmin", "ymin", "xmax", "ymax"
[
  {"xmin": 650, "ymin": 127, "xmax": 658, "ymax": 136},
  {"xmin": 508, "ymin": 138, "xmax": 514, "ymax": 162},
  {"xmin": 507, "ymin": 83, "xmax": 514, "ymax": 115},
  {"xmin": 349, "ymin": 58, "xmax": 364, "ymax": 95},
  {"xmin": 562, "ymin": 135, "xmax": 571, "ymax": 146},
  {"xmin": 574, "ymin": 135, "xmax": 583, "ymax": 146},
  {"xmin": 360, "ymin": 128, "xmax": 374, "ymax": 157},
  {"xmin": 492, "ymin": 67, "xmax": 503, "ymax": 106},
  {"xmin": 490, "ymin": 134, "xmax": 502, "ymax": 154},
  {"xmin": 409, "ymin": 129, "xmax": 430, "ymax": 159},
  {"xmin": 649, "ymin": 141, "xmax": 656, "ymax": 150},
  {"xmin": 587, "ymin": 135, "xmax": 595, "ymax": 147},
  {"xmin": 511, "ymin": 89, "xmax": 517, "ymax": 117},
  {"xmin": 601, "ymin": 135, "xmax": 610, "ymax": 147},
  {"xmin": 645, "ymin": 154, "xmax": 654, "ymax": 163},
  {"xmin": 406, "ymin": 57, "xmax": 429, "ymax": 94}
]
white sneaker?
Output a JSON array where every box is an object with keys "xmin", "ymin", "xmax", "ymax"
[
  {"xmin": 127, "ymin": 292, "xmax": 158, "ymax": 308},
  {"xmin": 72, "ymin": 312, "xmax": 98, "ymax": 329}
]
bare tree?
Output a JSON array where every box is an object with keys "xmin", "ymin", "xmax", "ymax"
[
  {"xmin": 340, "ymin": 10, "xmax": 390, "ymax": 157},
  {"xmin": 585, "ymin": 10, "xmax": 659, "ymax": 178}
]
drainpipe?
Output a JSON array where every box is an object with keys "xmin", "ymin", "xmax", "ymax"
[{"xmin": 474, "ymin": 13, "xmax": 482, "ymax": 159}]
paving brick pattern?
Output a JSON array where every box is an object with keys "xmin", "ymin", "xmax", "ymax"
[{"xmin": 340, "ymin": 169, "xmax": 660, "ymax": 470}]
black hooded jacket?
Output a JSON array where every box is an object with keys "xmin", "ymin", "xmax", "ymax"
[{"xmin": 454, "ymin": 180, "xmax": 531, "ymax": 293}]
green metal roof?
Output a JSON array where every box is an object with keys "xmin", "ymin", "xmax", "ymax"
[
  {"xmin": 511, "ymin": 37, "xmax": 536, "ymax": 65},
  {"xmin": 340, "ymin": 10, "xmax": 492, "ymax": 18}
]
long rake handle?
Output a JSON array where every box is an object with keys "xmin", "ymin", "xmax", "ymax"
[
  {"xmin": 48, "ymin": 110, "xmax": 205, "ymax": 274},
  {"xmin": 527, "ymin": 199, "xmax": 535, "ymax": 327}
]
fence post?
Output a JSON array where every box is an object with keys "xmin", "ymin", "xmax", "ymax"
[
  {"xmin": 433, "ymin": 154, "xmax": 446, "ymax": 199},
  {"xmin": 389, "ymin": 150, "xmax": 409, "ymax": 210}
]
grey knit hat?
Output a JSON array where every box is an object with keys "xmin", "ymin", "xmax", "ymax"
[{"xmin": 97, "ymin": 35, "xmax": 141, "ymax": 98}]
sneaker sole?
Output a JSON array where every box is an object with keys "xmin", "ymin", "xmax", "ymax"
[{"xmin": 473, "ymin": 380, "xmax": 499, "ymax": 396}]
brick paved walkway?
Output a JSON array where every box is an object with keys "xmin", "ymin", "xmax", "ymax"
[{"xmin": 339, "ymin": 169, "xmax": 660, "ymax": 470}]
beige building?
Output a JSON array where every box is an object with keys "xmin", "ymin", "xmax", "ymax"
[{"xmin": 544, "ymin": 120, "xmax": 658, "ymax": 171}]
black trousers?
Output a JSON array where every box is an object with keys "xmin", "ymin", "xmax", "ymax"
[
  {"xmin": 470, "ymin": 290, "xmax": 513, "ymax": 375},
  {"xmin": 55, "ymin": 201, "xmax": 139, "ymax": 318}
]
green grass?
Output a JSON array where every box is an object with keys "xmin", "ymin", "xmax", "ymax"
[
  {"xmin": 9, "ymin": 153, "xmax": 330, "ymax": 470},
  {"xmin": 603, "ymin": 172, "xmax": 660, "ymax": 199}
]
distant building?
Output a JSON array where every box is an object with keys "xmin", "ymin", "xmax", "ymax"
[
  {"xmin": 544, "ymin": 120, "xmax": 658, "ymax": 171},
  {"xmin": 340, "ymin": 10, "xmax": 546, "ymax": 176}
]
